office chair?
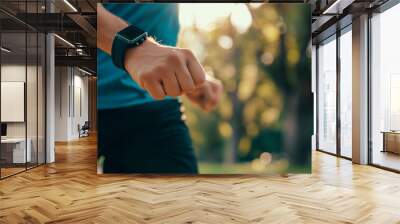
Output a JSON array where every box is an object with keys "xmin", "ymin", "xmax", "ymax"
[{"xmin": 78, "ymin": 121, "xmax": 90, "ymax": 138}]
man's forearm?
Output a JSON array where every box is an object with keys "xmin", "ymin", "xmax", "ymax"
[
  {"xmin": 97, "ymin": 4, "xmax": 128, "ymax": 55},
  {"xmin": 97, "ymin": 4, "xmax": 209, "ymax": 100}
]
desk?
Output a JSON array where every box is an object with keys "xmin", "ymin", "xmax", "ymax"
[
  {"xmin": 382, "ymin": 131, "xmax": 400, "ymax": 154},
  {"xmin": 1, "ymin": 138, "xmax": 31, "ymax": 163}
]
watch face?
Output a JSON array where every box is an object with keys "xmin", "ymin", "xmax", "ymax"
[{"xmin": 119, "ymin": 26, "xmax": 145, "ymax": 41}]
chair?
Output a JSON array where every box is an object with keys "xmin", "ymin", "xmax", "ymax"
[{"xmin": 78, "ymin": 121, "xmax": 90, "ymax": 138}]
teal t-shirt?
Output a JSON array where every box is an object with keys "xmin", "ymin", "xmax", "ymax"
[{"xmin": 97, "ymin": 3, "xmax": 179, "ymax": 110}]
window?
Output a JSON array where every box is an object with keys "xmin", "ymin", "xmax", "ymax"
[
  {"xmin": 0, "ymin": 1, "xmax": 47, "ymax": 179},
  {"xmin": 317, "ymin": 35, "xmax": 337, "ymax": 154},
  {"xmin": 339, "ymin": 27, "xmax": 352, "ymax": 158},
  {"xmin": 370, "ymin": 3, "xmax": 400, "ymax": 171}
]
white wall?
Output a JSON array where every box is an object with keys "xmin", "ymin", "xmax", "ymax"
[
  {"xmin": 72, "ymin": 73, "xmax": 89, "ymax": 138},
  {"xmin": 1, "ymin": 65, "xmax": 35, "ymax": 137},
  {"xmin": 55, "ymin": 66, "xmax": 69, "ymax": 141},
  {"xmin": 1, "ymin": 65, "xmax": 26, "ymax": 141},
  {"xmin": 1, "ymin": 65, "xmax": 26, "ymax": 133},
  {"xmin": 54, "ymin": 67, "xmax": 89, "ymax": 141},
  {"xmin": 1, "ymin": 63, "xmax": 46, "ymax": 164},
  {"xmin": 1, "ymin": 82, "xmax": 25, "ymax": 122},
  {"xmin": 1, "ymin": 65, "xmax": 26, "ymax": 81}
]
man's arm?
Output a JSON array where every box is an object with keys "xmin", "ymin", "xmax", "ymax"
[
  {"xmin": 97, "ymin": 4, "xmax": 222, "ymax": 111},
  {"xmin": 97, "ymin": 4, "xmax": 207, "ymax": 99},
  {"xmin": 97, "ymin": 4, "xmax": 128, "ymax": 55}
]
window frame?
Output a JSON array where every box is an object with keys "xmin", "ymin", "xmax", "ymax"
[{"xmin": 315, "ymin": 23, "xmax": 353, "ymax": 160}]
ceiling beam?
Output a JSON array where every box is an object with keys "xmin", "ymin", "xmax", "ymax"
[
  {"xmin": 66, "ymin": 13, "xmax": 96, "ymax": 46},
  {"xmin": 55, "ymin": 55, "xmax": 96, "ymax": 72},
  {"xmin": 322, "ymin": 0, "xmax": 356, "ymax": 15}
]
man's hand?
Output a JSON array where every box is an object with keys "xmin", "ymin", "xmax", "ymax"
[
  {"xmin": 185, "ymin": 76, "xmax": 223, "ymax": 112},
  {"xmin": 124, "ymin": 38, "xmax": 206, "ymax": 99}
]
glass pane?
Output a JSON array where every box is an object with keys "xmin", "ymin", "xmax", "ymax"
[
  {"xmin": 318, "ymin": 37, "xmax": 337, "ymax": 154},
  {"xmin": 27, "ymin": 31, "xmax": 38, "ymax": 169},
  {"xmin": 371, "ymin": 4, "xmax": 400, "ymax": 171},
  {"xmin": 340, "ymin": 29, "xmax": 352, "ymax": 158},
  {"xmin": 0, "ymin": 1, "xmax": 46, "ymax": 178},
  {"xmin": 26, "ymin": 0, "xmax": 40, "ymax": 169},
  {"xmin": 1, "ymin": 30, "xmax": 27, "ymax": 177}
]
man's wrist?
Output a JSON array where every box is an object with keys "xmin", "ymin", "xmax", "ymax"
[
  {"xmin": 124, "ymin": 38, "xmax": 157, "ymax": 70},
  {"xmin": 111, "ymin": 25, "xmax": 148, "ymax": 70}
]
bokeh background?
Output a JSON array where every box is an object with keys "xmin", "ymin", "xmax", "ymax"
[{"xmin": 177, "ymin": 3, "xmax": 312, "ymax": 174}]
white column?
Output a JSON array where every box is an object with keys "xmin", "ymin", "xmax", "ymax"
[
  {"xmin": 352, "ymin": 14, "xmax": 369, "ymax": 164},
  {"xmin": 46, "ymin": 32, "xmax": 55, "ymax": 163},
  {"xmin": 45, "ymin": 0, "xmax": 56, "ymax": 163}
]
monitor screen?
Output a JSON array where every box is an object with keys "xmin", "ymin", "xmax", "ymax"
[{"xmin": 1, "ymin": 123, "xmax": 7, "ymax": 137}]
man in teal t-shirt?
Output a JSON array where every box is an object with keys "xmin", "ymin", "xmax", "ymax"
[{"xmin": 97, "ymin": 4, "xmax": 223, "ymax": 173}]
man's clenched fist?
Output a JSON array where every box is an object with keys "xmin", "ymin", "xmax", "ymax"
[
  {"xmin": 186, "ymin": 76, "xmax": 223, "ymax": 112},
  {"xmin": 124, "ymin": 38, "xmax": 206, "ymax": 99}
]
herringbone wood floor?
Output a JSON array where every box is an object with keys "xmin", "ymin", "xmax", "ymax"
[{"xmin": 1, "ymin": 135, "xmax": 400, "ymax": 224}]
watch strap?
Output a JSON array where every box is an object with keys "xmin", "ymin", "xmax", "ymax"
[{"xmin": 111, "ymin": 25, "xmax": 148, "ymax": 71}]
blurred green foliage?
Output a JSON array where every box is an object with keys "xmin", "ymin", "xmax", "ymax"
[{"xmin": 178, "ymin": 4, "xmax": 312, "ymax": 173}]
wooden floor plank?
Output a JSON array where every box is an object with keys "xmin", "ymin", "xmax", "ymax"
[{"xmin": 0, "ymin": 135, "xmax": 400, "ymax": 223}]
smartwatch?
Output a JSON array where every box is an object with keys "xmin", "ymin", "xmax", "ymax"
[{"xmin": 111, "ymin": 25, "xmax": 148, "ymax": 71}]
